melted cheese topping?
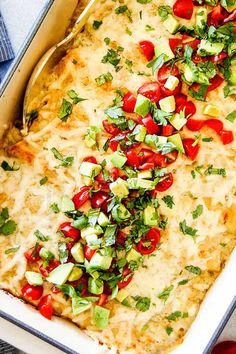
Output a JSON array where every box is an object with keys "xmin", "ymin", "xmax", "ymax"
[{"xmin": 1, "ymin": 0, "xmax": 236, "ymax": 353}]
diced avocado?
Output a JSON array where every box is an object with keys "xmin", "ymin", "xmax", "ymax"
[
  {"xmin": 25, "ymin": 271, "xmax": 43, "ymax": 286},
  {"xmin": 221, "ymin": 0, "xmax": 236, "ymax": 12},
  {"xmin": 72, "ymin": 215, "xmax": 88, "ymax": 230},
  {"xmin": 82, "ymin": 176, "xmax": 93, "ymax": 186},
  {"xmin": 126, "ymin": 248, "xmax": 142, "ymax": 263},
  {"xmin": 110, "ymin": 178, "xmax": 129, "ymax": 198},
  {"xmin": 168, "ymin": 134, "xmax": 184, "ymax": 153},
  {"xmin": 159, "ymin": 96, "xmax": 176, "ymax": 113},
  {"xmin": 228, "ymin": 43, "xmax": 236, "ymax": 57},
  {"xmin": 60, "ymin": 195, "xmax": 74, "ymax": 212},
  {"xmin": 143, "ymin": 205, "xmax": 159, "ymax": 226},
  {"xmin": 84, "ymin": 135, "xmax": 96, "ymax": 148},
  {"xmin": 145, "ymin": 135, "xmax": 168, "ymax": 149},
  {"xmin": 116, "ymin": 289, "xmax": 129, "ymax": 303},
  {"xmin": 169, "ymin": 113, "xmax": 187, "ymax": 130},
  {"xmin": 90, "ymin": 271, "xmax": 100, "ymax": 280},
  {"xmin": 84, "ymin": 126, "xmax": 100, "ymax": 148},
  {"xmin": 71, "ymin": 242, "xmax": 85, "ymax": 263},
  {"xmin": 183, "ymin": 64, "xmax": 194, "ymax": 83},
  {"xmin": 197, "ymin": 40, "xmax": 224, "ymax": 56},
  {"xmin": 98, "ymin": 212, "xmax": 110, "ymax": 227},
  {"xmin": 68, "ymin": 267, "xmax": 83, "ymax": 282},
  {"xmin": 134, "ymin": 94, "xmax": 151, "ymax": 117},
  {"xmin": 203, "ymin": 104, "xmax": 221, "ymax": 117},
  {"xmin": 127, "ymin": 178, "xmax": 154, "ymax": 190},
  {"xmin": 89, "ymin": 252, "xmax": 112, "ymax": 270},
  {"xmin": 46, "ymin": 263, "xmax": 74, "ymax": 285},
  {"xmin": 81, "ymin": 225, "xmax": 103, "ymax": 238},
  {"xmin": 133, "ymin": 125, "xmax": 147, "ymax": 142},
  {"xmin": 155, "ymin": 41, "xmax": 175, "ymax": 61},
  {"xmin": 110, "ymin": 151, "xmax": 127, "ymax": 168},
  {"xmin": 164, "ymin": 75, "xmax": 179, "ymax": 91},
  {"xmin": 137, "ymin": 170, "xmax": 152, "ymax": 179},
  {"xmin": 195, "ymin": 8, "xmax": 207, "ymax": 35},
  {"xmin": 163, "ymin": 14, "xmax": 179, "ymax": 34},
  {"xmin": 228, "ymin": 67, "xmax": 236, "ymax": 85},
  {"xmin": 93, "ymin": 305, "xmax": 110, "ymax": 329},
  {"xmin": 39, "ymin": 247, "xmax": 54, "ymax": 262},
  {"xmin": 72, "ymin": 297, "xmax": 92, "ymax": 315},
  {"xmin": 88, "ymin": 278, "xmax": 104, "ymax": 295},
  {"xmin": 79, "ymin": 161, "xmax": 102, "ymax": 178},
  {"xmin": 112, "ymin": 204, "xmax": 131, "ymax": 222}
]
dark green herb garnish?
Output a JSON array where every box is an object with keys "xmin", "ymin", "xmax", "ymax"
[
  {"xmin": 51, "ymin": 147, "xmax": 74, "ymax": 168},
  {"xmin": 93, "ymin": 20, "xmax": 103, "ymax": 29},
  {"xmin": 4, "ymin": 246, "xmax": 20, "ymax": 255},
  {"xmin": 185, "ymin": 265, "xmax": 202, "ymax": 275},
  {"xmin": 95, "ymin": 72, "xmax": 113, "ymax": 86},
  {"xmin": 166, "ymin": 311, "xmax": 188, "ymax": 321},
  {"xmin": 133, "ymin": 296, "xmax": 151, "ymax": 312},
  {"xmin": 157, "ymin": 285, "xmax": 174, "ymax": 301},
  {"xmin": 39, "ymin": 176, "xmax": 48, "ymax": 185},
  {"xmin": 1, "ymin": 161, "xmax": 19, "ymax": 171},
  {"xmin": 179, "ymin": 220, "xmax": 198, "ymax": 241},
  {"xmin": 192, "ymin": 204, "xmax": 203, "ymax": 219},
  {"xmin": 162, "ymin": 195, "xmax": 175, "ymax": 209},
  {"xmin": 34, "ymin": 230, "xmax": 50, "ymax": 242}
]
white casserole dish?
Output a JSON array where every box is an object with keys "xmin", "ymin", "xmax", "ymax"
[{"xmin": 0, "ymin": 1, "xmax": 236, "ymax": 353}]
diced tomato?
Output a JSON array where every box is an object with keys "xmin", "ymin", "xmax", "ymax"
[
  {"xmin": 138, "ymin": 148, "xmax": 154, "ymax": 164},
  {"xmin": 212, "ymin": 341, "xmax": 236, "ymax": 354},
  {"xmin": 116, "ymin": 231, "xmax": 127, "ymax": 245},
  {"xmin": 211, "ymin": 52, "xmax": 228, "ymax": 63},
  {"xmin": 176, "ymin": 101, "xmax": 196, "ymax": 118},
  {"xmin": 157, "ymin": 63, "xmax": 180, "ymax": 84},
  {"xmin": 24, "ymin": 245, "xmax": 42, "ymax": 262},
  {"xmin": 84, "ymin": 245, "xmax": 96, "ymax": 261},
  {"xmin": 154, "ymin": 172, "xmax": 174, "ymax": 192},
  {"xmin": 183, "ymin": 138, "xmax": 200, "ymax": 160},
  {"xmin": 138, "ymin": 162, "xmax": 155, "ymax": 170},
  {"xmin": 137, "ymin": 82, "xmax": 161, "ymax": 102},
  {"xmin": 152, "ymin": 154, "xmax": 168, "ymax": 168},
  {"xmin": 186, "ymin": 118, "xmax": 204, "ymax": 131},
  {"xmin": 139, "ymin": 40, "xmax": 155, "ymax": 61},
  {"xmin": 142, "ymin": 114, "xmax": 161, "ymax": 134},
  {"xmin": 162, "ymin": 124, "xmax": 174, "ymax": 136},
  {"xmin": 204, "ymin": 119, "xmax": 223, "ymax": 134},
  {"xmin": 38, "ymin": 294, "xmax": 53, "ymax": 320},
  {"xmin": 182, "ymin": 34, "xmax": 200, "ymax": 51},
  {"xmin": 109, "ymin": 138, "xmax": 120, "ymax": 152},
  {"xmin": 109, "ymin": 167, "xmax": 120, "ymax": 181},
  {"xmin": 58, "ymin": 222, "xmax": 80, "ymax": 242},
  {"xmin": 175, "ymin": 93, "xmax": 187, "ymax": 109},
  {"xmin": 102, "ymin": 119, "xmax": 121, "ymax": 135},
  {"xmin": 98, "ymin": 294, "xmax": 108, "ymax": 306},
  {"xmin": 173, "ymin": 0, "xmax": 194, "ymax": 20},
  {"xmin": 117, "ymin": 267, "xmax": 133, "ymax": 289},
  {"xmin": 72, "ymin": 186, "xmax": 91, "ymax": 209},
  {"xmin": 192, "ymin": 54, "xmax": 208, "ymax": 64},
  {"xmin": 169, "ymin": 38, "xmax": 182, "ymax": 54},
  {"xmin": 39, "ymin": 260, "xmax": 60, "ymax": 278},
  {"xmin": 91, "ymin": 191, "xmax": 110, "ymax": 209},
  {"xmin": 137, "ymin": 228, "xmax": 160, "ymax": 255},
  {"xmin": 219, "ymin": 130, "xmax": 234, "ymax": 145},
  {"xmin": 74, "ymin": 277, "xmax": 88, "ymax": 297},
  {"xmin": 83, "ymin": 156, "xmax": 97, "ymax": 164},
  {"xmin": 21, "ymin": 284, "xmax": 43, "ymax": 301},
  {"xmin": 122, "ymin": 92, "xmax": 137, "ymax": 113},
  {"xmin": 223, "ymin": 9, "xmax": 236, "ymax": 24},
  {"xmin": 51, "ymin": 286, "xmax": 61, "ymax": 294},
  {"xmin": 207, "ymin": 5, "xmax": 228, "ymax": 27},
  {"xmin": 160, "ymin": 80, "xmax": 182, "ymax": 97},
  {"xmin": 125, "ymin": 150, "xmax": 140, "ymax": 167},
  {"xmin": 95, "ymin": 172, "xmax": 108, "ymax": 186},
  {"xmin": 165, "ymin": 150, "xmax": 179, "ymax": 165},
  {"xmin": 207, "ymin": 74, "xmax": 224, "ymax": 92}
]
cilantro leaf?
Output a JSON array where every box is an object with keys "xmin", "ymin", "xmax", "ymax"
[
  {"xmin": 185, "ymin": 265, "xmax": 202, "ymax": 275},
  {"xmin": 166, "ymin": 326, "xmax": 173, "ymax": 335},
  {"xmin": 4, "ymin": 246, "xmax": 20, "ymax": 255},
  {"xmin": 1, "ymin": 161, "xmax": 19, "ymax": 171},
  {"xmin": 67, "ymin": 90, "xmax": 87, "ymax": 104},
  {"xmin": 158, "ymin": 5, "xmax": 172, "ymax": 20},
  {"xmin": 157, "ymin": 285, "xmax": 174, "ymax": 301},
  {"xmin": 39, "ymin": 176, "xmax": 48, "ymax": 185},
  {"xmin": 147, "ymin": 54, "xmax": 166, "ymax": 75},
  {"xmin": 133, "ymin": 296, "xmax": 151, "ymax": 312},
  {"xmin": 162, "ymin": 195, "xmax": 175, "ymax": 209},
  {"xmin": 226, "ymin": 110, "xmax": 236, "ymax": 123},
  {"xmin": 93, "ymin": 20, "xmax": 102, "ymax": 29},
  {"xmin": 0, "ymin": 220, "xmax": 17, "ymax": 236},
  {"xmin": 179, "ymin": 220, "xmax": 198, "ymax": 240},
  {"xmin": 95, "ymin": 72, "xmax": 113, "ymax": 86},
  {"xmin": 166, "ymin": 311, "xmax": 188, "ymax": 321},
  {"xmin": 58, "ymin": 98, "xmax": 73, "ymax": 122},
  {"xmin": 34, "ymin": 230, "xmax": 50, "ymax": 242},
  {"xmin": 51, "ymin": 147, "xmax": 74, "ymax": 168},
  {"xmin": 192, "ymin": 205, "xmax": 203, "ymax": 219}
]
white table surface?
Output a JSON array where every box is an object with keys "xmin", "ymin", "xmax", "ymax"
[{"xmin": 0, "ymin": 1, "xmax": 235, "ymax": 352}]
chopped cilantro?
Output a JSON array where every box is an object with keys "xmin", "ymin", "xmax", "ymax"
[
  {"xmin": 226, "ymin": 110, "xmax": 236, "ymax": 123},
  {"xmin": 115, "ymin": 5, "xmax": 132, "ymax": 22},
  {"xmin": 185, "ymin": 265, "xmax": 202, "ymax": 275},
  {"xmin": 0, "ymin": 208, "xmax": 17, "ymax": 236},
  {"xmin": 162, "ymin": 195, "xmax": 175, "ymax": 209},
  {"xmin": 179, "ymin": 220, "xmax": 198, "ymax": 241},
  {"xmin": 39, "ymin": 176, "xmax": 48, "ymax": 185},
  {"xmin": 51, "ymin": 147, "xmax": 74, "ymax": 168},
  {"xmin": 192, "ymin": 205, "xmax": 203, "ymax": 219},
  {"xmin": 102, "ymin": 49, "xmax": 122, "ymax": 71},
  {"xmin": 202, "ymin": 137, "xmax": 213, "ymax": 142},
  {"xmin": 1, "ymin": 161, "xmax": 19, "ymax": 171},
  {"xmin": 4, "ymin": 246, "xmax": 20, "ymax": 255},
  {"xmin": 58, "ymin": 242, "xmax": 69, "ymax": 263},
  {"xmin": 178, "ymin": 279, "xmax": 189, "ymax": 285},
  {"xmin": 137, "ymin": 0, "xmax": 152, "ymax": 4},
  {"xmin": 58, "ymin": 98, "xmax": 72, "ymax": 122},
  {"xmin": 145, "ymin": 24, "xmax": 154, "ymax": 32},
  {"xmin": 67, "ymin": 90, "xmax": 86, "ymax": 104},
  {"xmin": 166, "ymin": 311, "xmax": 188, "ymax": 321},
  {"xmin": 34, "ymin": 230, "xmax": 50, "ymax": 242},
  {"xmin": 126, "ymin": 27, "xmax": 132, "ymax": 35},
  {"xmin": 125, "ymin": 59, "xmax": 133, "ymax": 73},
  {"xmin": 204, "ymin": 165, "xmax": 226, "ymax": 177},
  {"xmin": 26, "ymin": 109, "xmax": 38, "ymax": 125},
  {"xmin": 104, "ymin": 37, "xmax": 110, "ymax": 45},
  {"xmin": 166, "ymin": 326, "xmax": 173, "ymax": 335},
  {"xmin": 95, "ymin": 72, "xmax": 113, "ymax": 86},
  {"xmin": 93, "ymin": 20, "xmax": 102, "ymax": 29},
  {"xmin": 133, "ymin": 296, "xmax": 151, "ymax": 312},
  {"xmin": 72, "ymin": 59, "xmax": 77, "ymax": 64},
  {"xmin": 157, "ymin": 285, "xmax": 174, "ymax": 301},
  {"xmin": 158, "ymin": 5, "xmax": 172, "ymax": 20},
  {"xmin": 50, "ymin": 203, "xmax": 60, "ymax": 213},
  {"xmin": 147, "ymin": 54, "xmax": 166, "ymax": 74}
]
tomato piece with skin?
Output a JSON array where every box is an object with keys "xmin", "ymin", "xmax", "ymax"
[
  {"xmin": 183, "ymin": 138, "xmax": 200, "ymax": 160},
  {"xmin": 84, "ymin": 245, "xmax": 96, "ymax": 261},
  {"xmin": 39, "ymin": 259, "xmax": 60, "ymax": 278},
  {"xmin": 155, "ymin": 172, "xmax": 174, "ymax": 192},
  {"xmin": 98, "ymin": 294, "xmax": 108, "ymax": 306},
  {"xmin": 72, "ymin": 186, "xmax": 91, "ymax": 209},
  {"xmin": 125, "ymin": 150, "xmax": 140, "ymax": 167},
  {"xmin": 175, "ymin": 93, "xmax": 187, "ymax": 109},
  {"xmin": 122, "ymin": 92, "xmax": 137, "ymax": 113},
  {"xmin": 83, "ymin": 156, "xmax": 97, "ymax": 164},
  {"xmin": 160, "ymin": 80, "xmax": 182, "ymax": 97},
  {"xmin": 223, "ymin": 9, "xmax": 236, "ymax": 24},
  {"xmin": 169, "ymin": 38, "xmax": 182, "ymax": 53},
  {"xmin": 21, "ymin": 284, "xmax": 43, "ymax": 301},
  {"xmin": 219, "ymin": 130, "xmax": 234, "ymax": 145},
  {"xmin": 162, "ymin": 124, "xmax": 174, "ymax": 136},
  {"xmin": 91, "ymin": 191, "xmax": 110, "ymax": 209},
  {"xmin": 137, "ymin": 82, "xmax": 161, "ymax": 102},
  {"xmin": 212, "ymin": 341, "xmax": 236, "ymax": 354},
  {"xmin": 165, "ymin": 150, "xmax": 179, "ymax": 165},
  {"xmin": 157, "ymin": 63, "xmax": 180, "ymax": 84},
  {"xmin": 182, "ymin": 35, "xmax": 200, "ymax": 51},
  {"xmin": 116, "ymin": 231, "xmax": 127, "ymax": 245},
  {"xmin": 139, "ymin": 40, "xmax": 155, "ymax": 61},
  {"xmin": 117, "ymin": 267, "xmax": 133, "ymax": 289},
  {"xmin": 38, "ymin": 294, "xmax": 53, "ymax": 320},
  {"xmin": 142, "ymin": 114, "xmax": 161, "ymax": 134},
  {"xmin": 109, "ymin": 139, "xmax": 120, "ymax": 152},
  {"xmin": 58, "ymin": 222, "xmax": 80, "ymax": 242},
  {"xmin": 176, "ymin": 101, "xmax": 196, "ymax": 117},
  {"xmin": 109, "ymin": 167, "xmax": 120, "ymax": 181},
  {"xmin": 102, "ymin": 120, "xmax": 121, "ymax": 135},
  {"xmin": 207, "ymin": 74, "xmax": 224, "ymax": 92},
  {"xmin": 211, "ymin": 52, "xmax": 228, "ymax": 63},
  {"xmin": 207, "ymin": 5, "xmax": 228, "ymax": 27},
  {"xmin": 204, "ymin": 119, "xmax": 223, "ymax": 134},
  {"xmin": 24, "ymin": 245, "xmax": 42, "ymax": 262},
  {"xmin": 192, "ymin": 54, "xmax": 208, "ymax": 64},
  {"xmin": 173, "ymin": 0, "xmax": 194, "ymax": 20},
  {"xmin": 138, "ymin": 162, "xmax": 155, "ymax": 171},
  {"xmin": 137, "ymin": 228, "xmax": 160, "ymax": 255},
  {"xmin": 186, "ymin": 118, "xmax": 204, "ymax": 131}
]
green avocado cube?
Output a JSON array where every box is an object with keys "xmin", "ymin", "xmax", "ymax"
[
  {"xmin": 71, "ymin": 242, "xmax": 85, "ymax": 263},
  {"xmin": 68, "ymin": 267, "xmax": 83, "ymax": 282},
  {"xmin": 168, "ymin": 134, "xmax": 184, "ymax": 153},
  {"xmin": 137, "ymin": 170, "xmax": 152, "ymax": 179},
  {"xmin": 133, "ymin": 125, "xmax": 147, "ymax": 142},
  {"xmin": 97, "ymin": 212, "xmax": 110, "ymax": 227},
  {"xmin": 159, "ymin": 96, "xmax": 176, "ymax": 113},
  {"xmin": 197, "ymin": 40, "xmax": 224, "ymax": 56},
  {"xmin": 155, "ymin": 41, "xmax": 175, "ymax": 61},
  {"xmin": 110, "ymin": 178, "xmax": 129, "ymax": 198},
  {"xmin": 169, "ymin": 113, "xmax": 187, "ymax": 130},
  {"xmin": 163, "ymin": 14, "xmax": 179, "ymax": 34},
  {"xmin": 134, "ymin": 94, "xmax": 151, "ymax": 117},
  {"xmin": 110, "ymin": 151, "xmax": 127, "ymax": 168},
  {"xmin": 126, "ymin": 248, "xmax": 142, "ymax": 263},
  {"xmin": 112, "ymin": 204, "xmax": 131, "ymax": 222},
  {"xmin": 93, "ymin": 305, "xmax": 110, "ymax": 329},
  {"xmin": 79, "ymin": 161, "xmax": 102, "ymax": 178},
  {"xmin": 81, "ymin": 225, "xmax": 103, "ymax": 238},
  {"xmin": 116, "ymin": 289, "xmax": 129, "ymax": 303},
  {"xmin": 127, "ymin": 178, "xmax": 154, "ymax": 190},
  {"xmin": 25, "ymin": 271, "xmax": 43, "ymax": 286},
  {"xmin": 88, "ymin": 278, "xmax": 104, "ymax": 295},
  {"xmin": 89, "ymin": 252, "xmax": 113, "ymax": 270},
  {"xmin": 46, "ymin": 263, "xmax": 74, "ymax": 285},
  {"xmin": 143, "ymin": 205, "xmax": 159, "ymax": 226},
  {"xmin": 195, "ymin": 7, "xmax": 207, "ymax": 34}
]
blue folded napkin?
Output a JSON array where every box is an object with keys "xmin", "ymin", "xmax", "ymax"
[{"xmin": 0, "ymin": 12, "xmax": 14, "ymax": 83}]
